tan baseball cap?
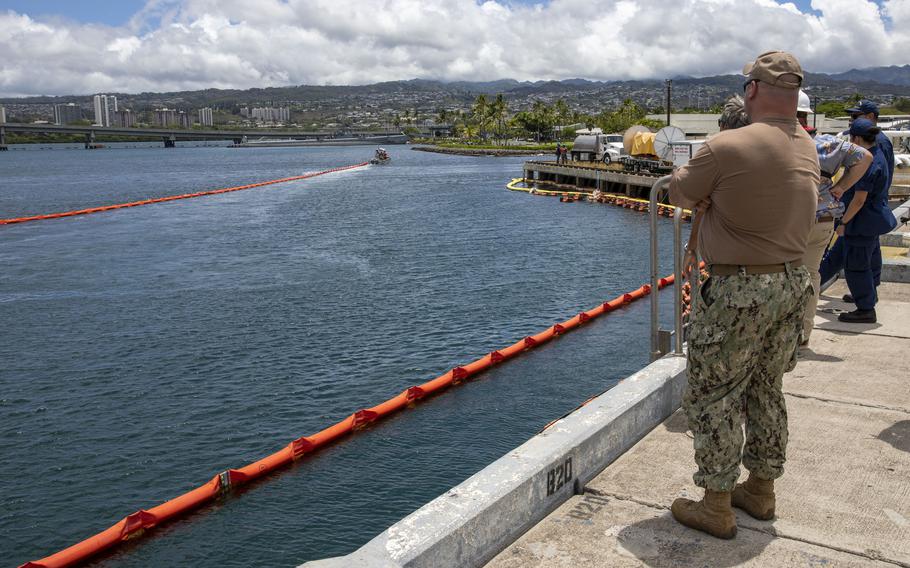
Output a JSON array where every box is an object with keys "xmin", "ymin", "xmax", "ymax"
[{"xmin": 742, "ymin": 50, "xmax": 803, "ymax": 89}]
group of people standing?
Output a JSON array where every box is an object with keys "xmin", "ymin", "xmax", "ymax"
[
  {"xmin": 667, "ymin": 50, "xmax": 898, "ymax": 539},
  {"xmin": 814, "ymin": 100, "xmax": 896, "ymax": 324},
  {"xmin": 554, "ymin": 143, "xmax": 568, "ymax": 164}
]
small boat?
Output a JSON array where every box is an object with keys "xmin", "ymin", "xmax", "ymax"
[{"xmin": 370, "ymin": 148, "xmax": 391, "ymax": 165}]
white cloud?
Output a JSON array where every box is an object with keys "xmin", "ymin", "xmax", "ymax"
[{"xmin": 0, "ymin": 0, "xmax": 907, "ymax": 97}]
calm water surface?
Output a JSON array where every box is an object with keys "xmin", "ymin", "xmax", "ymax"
[{"xmin": 0, "ymin": 143, "xmax": 680, "ymax": 567}]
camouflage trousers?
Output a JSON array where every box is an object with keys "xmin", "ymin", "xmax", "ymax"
[{"xmin": 684, "ymin": 265, "xmax": 811, "ymax": 492}]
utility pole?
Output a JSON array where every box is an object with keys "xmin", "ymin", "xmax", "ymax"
[
  {"xmin": 665, "ymin": 79, "xmax": 672, "ymax": 127},
  {"xmin": 813, "ymin": 95, "xmax": 818, "ymax": 128}
]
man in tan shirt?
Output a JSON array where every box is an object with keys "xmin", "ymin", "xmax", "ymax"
[{"xmin": 667, "ymin": 51, "xmax": 818, "ymax": 539}]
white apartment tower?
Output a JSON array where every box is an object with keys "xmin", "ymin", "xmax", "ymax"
[
  {"xmin": 199, "ymin": 107, "xmax": 214, "ymax": 126},
  {"xmin": 0, "ymin": 105, "xmax": 6, "ymax": 123},
  {"xmin": 250, "ymin": 107, "xmax": 291, "ymax": 123},
  {"xmin": 93, "ymin": 94, "xmax": 113, "ymax": 127}
]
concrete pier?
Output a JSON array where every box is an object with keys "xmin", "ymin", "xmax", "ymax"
[
  {"xmin": 487, "ymin": 280, "xmax": 910, "ymax": 568},
  {"xmin": 524, "ymin": 159, "xmax": 910, "ymax": 203},
  {"xmin": 523, "ymin": 161, "xmax": 662, "ymax": 198}
]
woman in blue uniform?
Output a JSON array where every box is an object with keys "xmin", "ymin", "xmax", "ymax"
[{"xmin": 819, "ymin": 118, "xmax": 898, "ymax": 323}]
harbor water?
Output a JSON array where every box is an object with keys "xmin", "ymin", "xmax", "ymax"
[{"xmin": 1, "ymin": 143, "xmax": 681, "ymax": 567}]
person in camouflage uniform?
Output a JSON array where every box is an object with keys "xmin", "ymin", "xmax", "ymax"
[
  {"xmin": 668, "ymin": 51, "xmax": 819, "ymax": 539},
  {"xmin": 686, "ymin": 269, "xmax": 810, "ymax": 491}
]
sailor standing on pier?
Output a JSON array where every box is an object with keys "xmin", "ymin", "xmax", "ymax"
[{"xmin": 668, "ymin": 51, "xmax": 818, "ymax": 539}]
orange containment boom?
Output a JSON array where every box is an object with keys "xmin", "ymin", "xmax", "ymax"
[
  {"xmin": 20, "ymin": 275, "xmax": 680, "ymax": 568},
  {"xmin": 0, "ymin": 162, "xmax": 370, "ymax": 226}
]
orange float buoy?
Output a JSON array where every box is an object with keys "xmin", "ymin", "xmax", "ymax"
[
  {"xmin": 1, "ymin": 162, "xmax": 370, "ymax": 226},
  {"xmin": 19, "ymin": 192, "xmax": 699, "ymax": 568}
]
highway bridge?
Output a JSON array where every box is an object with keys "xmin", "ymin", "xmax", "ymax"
[{"xmin": 0, "ymin": 123, "xmax": 405, "ymax": 149}]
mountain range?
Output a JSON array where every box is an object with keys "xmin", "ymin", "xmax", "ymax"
[{"xmin": 3, "ymin": 65, "xmax": 909, "ymax": 111}]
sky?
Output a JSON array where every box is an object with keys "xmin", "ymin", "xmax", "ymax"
[{"xmin": 0, "ymin": 0, "xmax": 905, "ymax": 97}]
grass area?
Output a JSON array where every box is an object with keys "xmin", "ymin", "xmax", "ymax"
[{"xmin": 416, "ymin": 139, "xmax": 573, "ymax": 151}]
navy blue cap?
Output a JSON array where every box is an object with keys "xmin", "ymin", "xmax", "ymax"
[
  {"xmin": 849, "ymin": 118, "xmax": 877, "ymax": 137},
  {"xmin": 846, "ymin": 99, "xmax": 879, "ymax": 116}
]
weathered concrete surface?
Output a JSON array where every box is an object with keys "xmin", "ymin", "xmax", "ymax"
[
  {"xmin": 882, "ymin": 254, "xmax": 910, "ymax": 283},
  {"xmin": 487, "ymin": 494, "xmax": 899, "ymax": 568},
  {"xmin": 302, "ymin": 356, "xmax": 688, "ymax": 568},
  {"xmin": 793, "ymin": 282, "xmax": 910, "ymax": 412},
  {"xmin": 882, "ymin": 199, "xmax": 910, "ymax": 281},
  {"xmin": 487, "ymin": 281, "xmax": 910, "ymax": 568}
]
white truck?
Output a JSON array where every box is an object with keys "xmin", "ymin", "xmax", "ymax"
[{"xmin": 569, "ymin": 132, "xmax": 623, "ymax": 164}]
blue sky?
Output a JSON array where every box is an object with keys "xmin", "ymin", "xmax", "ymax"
[{"xmin": 0, "ymin": 0, "xmax": 147, "ymax": 25}]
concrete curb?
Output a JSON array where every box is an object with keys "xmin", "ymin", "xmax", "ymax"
[
  {"xmin": 882, "ymin": 198, "xmax": 910, "ymax": 283},
  {"xmin": 890, "ymin": 197, "xmax": 910, "ymax": 230},
  {"xmin": 883, "ymin": 258, "xmax": 910, "ymax": 283},
  {"xmin": 301, "ymin": 355, "xmax": 688, "ymax": 568}
]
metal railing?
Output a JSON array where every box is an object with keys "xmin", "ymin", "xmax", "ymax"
[{"xmin": 649, "ymin": 175, "xmax": 693, "ymax": 360}]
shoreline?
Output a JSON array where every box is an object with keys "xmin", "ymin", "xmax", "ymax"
[{"xmin": 411, "ymin": 145, "xmax": 550, "ymax": 157}]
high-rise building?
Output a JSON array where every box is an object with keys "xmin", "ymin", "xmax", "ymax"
[
  {"xmin": 93, "ymin": 95, "xmax": 103, "ymax": 125},
  {"xmin": 111, "ymin": 109, "xmax": 134, "ymax": 128},
  {"xmin": 110, "ymin": 96, "xmax": 118, "ymax": 112},
  {"xmin": 0, "ymin": 105, "xmax": 7, "ymax": 123},
  {"xmin": 177, "ymin": 111, "xmax": 191, "ymax": 129},
  {"xmin": 152, "ymin": 108, "xmax": 178, "ymax": 127},
  {"xmin": 53, "ymin": 103, "xmax": 83, "ymax": 125},
  {"xmin": 250, "ymin": 107, "xmax": 291, "ymax": 124},
  {"xmin": 198, "ymin": 107, "xmax": 214, "ymax": 126},
  {"xmin": 93, "ymin": 94, "xmax": 113, "ymax": 127}
]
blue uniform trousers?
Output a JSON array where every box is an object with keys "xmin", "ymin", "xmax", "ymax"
[
  {"xmin": 819, "ymin": 236, "xmax": 882, "ymax": 301},
  {"xmin": 846, "ymin": 236, "xmax": 879, "ymax": 309}
]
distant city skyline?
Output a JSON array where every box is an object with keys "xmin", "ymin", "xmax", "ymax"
[{"xmin": 0, "ymin": 0, "xmax": 905, "ymax": 98}]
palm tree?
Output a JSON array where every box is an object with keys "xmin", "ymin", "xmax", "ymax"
[
  {"xmin": 490, "ymin": 94, "xmax": 508, "ymax": 145},
  {"xmin": 554, "ymin": 99, "xmax": 570, "ymax": 140},
  {"xmin": 531, "ymin": 100, "xmax": 555, "ymax": 142},
  {"xmin": 453, "ymin": 110, "xmax": 468, "ymax": 139},
  {"xmin": 473, "ymin": 94, "xmax": 489, "ymax": 141}
]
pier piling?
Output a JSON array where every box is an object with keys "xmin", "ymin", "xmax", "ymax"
[{"xmin": 522, "ymin": 160, "xmax": 665, "ymax": 199}]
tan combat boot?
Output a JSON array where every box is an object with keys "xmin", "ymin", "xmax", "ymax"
[
  {"xmin": 671, "ymin": 490, "xmax": 737, "ymax": 539},
  {"xmin": 732, "ymin": 475, "xmax": 775, "ymax": 520}
]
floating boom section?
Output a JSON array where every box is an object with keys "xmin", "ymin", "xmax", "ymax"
[
  {"xmin": 21, "ymin": 271, "xmax": 685, "ymax": 568},
  {"xmin": 0, "ymin": 162, "xmax": 371, "ymax": 226}
]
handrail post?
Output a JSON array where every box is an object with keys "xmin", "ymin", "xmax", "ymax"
[
  {"xmin": 649, "ymin": 175, "xmax": 672, "ymax": 360},
  {"xmin": 673, "ymin": 206, "xmax": 684, "ymax": 354}
]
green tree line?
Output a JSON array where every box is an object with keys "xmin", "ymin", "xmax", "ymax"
[
  {"xmin": 815, "ymin": 94, "xmax": 910, "ymax": 116},
  {"xmin": 434, "ymin": 95, "xmax": 665, "ymax": 145}
]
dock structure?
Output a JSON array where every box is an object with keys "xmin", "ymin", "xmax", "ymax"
[
  {"xmin": 523, "ymin": 160, "xmax": 664, "ymax": 199},
  {"xmin": 487, "ymin": 280, "xmax": 910, "ymax": 568},
  {"xmin": 524, "ymin": 159, "xmax": 910, "ymax": 203}
]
